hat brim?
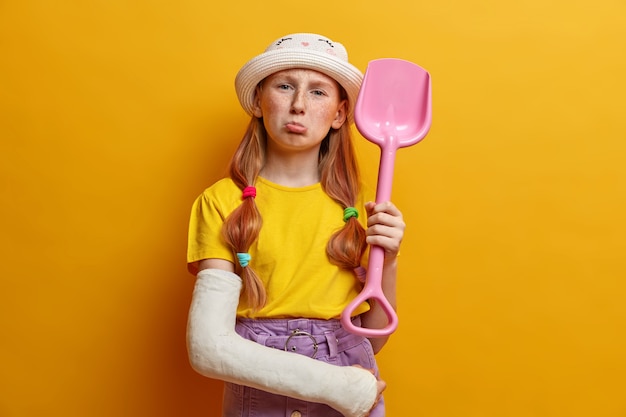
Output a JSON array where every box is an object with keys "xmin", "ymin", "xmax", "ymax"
[{"xmin": 235, "ymin": 48, "xmax": 363, "ymax": 123}]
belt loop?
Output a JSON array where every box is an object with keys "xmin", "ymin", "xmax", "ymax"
[
  {"xmin": 324, "ymin": 330, "xmax": 339, "ymax": 359},
  {"xmin": 288, "ymin": 318, "xmax": 311, "ymax": 333}
]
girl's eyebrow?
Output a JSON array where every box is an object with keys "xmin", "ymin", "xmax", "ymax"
[{"xmin": 308, "ymin": 79, "xmax": 336, "ymax": 89}]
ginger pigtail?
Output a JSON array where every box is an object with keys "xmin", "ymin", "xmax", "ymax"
[
  {"xmin": 320, "ymin": 123, "xmax": 368, "ymax": 271},
  {"xmin": 221, "ymin": 118, "xmax": 266, "ymax": 309}
]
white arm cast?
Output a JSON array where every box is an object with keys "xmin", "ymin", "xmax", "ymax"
[{"xmin": 186, "ymin": 268, "xmax": 378, "ymax": 417}]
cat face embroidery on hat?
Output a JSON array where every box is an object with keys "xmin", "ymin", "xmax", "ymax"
[{"xmin": 268, "ymin": 34, "xmax": 348, "ymax": 60}]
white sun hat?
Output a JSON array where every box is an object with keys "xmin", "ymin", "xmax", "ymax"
[{"xmin": 234, "ymin": 33, "xmax": 363, "ymax": 123}]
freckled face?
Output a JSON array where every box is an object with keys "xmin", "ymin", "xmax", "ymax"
[{"xmin": 253, "ymin": 69, "xmax": 347, "ymax": 153}]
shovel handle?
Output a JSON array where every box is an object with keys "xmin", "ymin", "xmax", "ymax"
[{"xmin": 341, "ymin": 142, "xmax": 399, "ymax": 337}]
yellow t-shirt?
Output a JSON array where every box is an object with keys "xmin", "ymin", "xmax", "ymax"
[{"xmin": 187, "ymin": 176, "xmax": 372, "ymax": 319}]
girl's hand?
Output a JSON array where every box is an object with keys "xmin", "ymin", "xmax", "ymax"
[
  {"xmin": 351, "ymin": 365, "xmax": 386, "ymax": 415},
  {"xmin": 364, "ymin": 201, "xmax": 405, "ymax": 262}
]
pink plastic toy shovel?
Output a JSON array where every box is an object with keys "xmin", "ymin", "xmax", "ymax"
[{"xmin": 341, "ymin": 58, "xmax": 432, "ymax": 337}]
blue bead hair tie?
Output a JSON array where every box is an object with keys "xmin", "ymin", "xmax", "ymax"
[
  {"xmin": 236, "ymin": 252, "xmax": 251, "ymax": 268},
  {"xmin": 343, "ymin": 207, "xmax": 359, "ymax": 222}
]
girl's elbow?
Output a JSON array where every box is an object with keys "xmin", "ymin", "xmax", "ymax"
[{"xmin": 186, "ymin": 331, "xmax": 218, "ymax": 377}]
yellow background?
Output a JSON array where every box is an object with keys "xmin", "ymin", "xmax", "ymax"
[{"xmin": 1, "ymin": 0, "xmax": 625, "ymax": 416}]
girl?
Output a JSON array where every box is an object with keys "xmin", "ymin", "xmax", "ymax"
[{"xmin": 186, "ymin": 33, "xmax": 405, "ymax": 417}]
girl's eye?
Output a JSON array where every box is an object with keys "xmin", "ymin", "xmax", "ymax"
[
  {"xmin": 312, "ymin": 90, "xmax": 326, "ymax": 96},
  {"xmin": 278, "ymin": 84, "xmax": 292, "ymax": 90}
]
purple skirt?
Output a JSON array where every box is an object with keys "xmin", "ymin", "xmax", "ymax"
[{"xmin": 221, "ymin": 316, "xmax": 385, "ymax": 417}]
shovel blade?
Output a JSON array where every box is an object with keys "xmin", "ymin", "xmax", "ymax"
[{"xmin": 355, "ymin": 58, "xmax": 432, "ymax": 149}]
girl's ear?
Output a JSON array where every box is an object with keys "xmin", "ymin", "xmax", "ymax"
[
  {"xmin": 252, "ymin": 86, "xmax": 263, "ymax": 118},
  {"xmin": 331, "ymin": 99, "xmax": 348, "ymax": 129}
]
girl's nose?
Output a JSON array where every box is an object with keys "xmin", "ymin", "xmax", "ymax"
[{"xmin": 290, "ymin": 90, "xmax": 305, "ymax": 114}]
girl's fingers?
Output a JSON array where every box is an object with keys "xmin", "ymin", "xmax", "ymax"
[{"xmin": 366, "ymin": 202, "xmax": 404, "ymax": 227}]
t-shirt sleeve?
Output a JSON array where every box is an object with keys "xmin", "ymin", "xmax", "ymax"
[{"xmin": 187, "ymin": 187, "xmax": 235, "ymax": 272}]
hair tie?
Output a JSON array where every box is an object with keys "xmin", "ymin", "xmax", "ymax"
[
  {"xmin": 236, "ymin": 253, "xmax": 251, "ymax": 268},
  {"xmin": 343, "ymin": 207, "xmax": 359, "ymax": 222},
  {"xmin": 242, "ymin": 186, "xmax": 256, "ymax": 200},
  {"xmin": 353, "ymin": 266, "xmax": 367, "ymax": 283}
]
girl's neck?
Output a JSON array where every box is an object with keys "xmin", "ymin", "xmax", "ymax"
[{"xmin": 260, "ymin": 150, "xmax": 320, "ymax": 187}]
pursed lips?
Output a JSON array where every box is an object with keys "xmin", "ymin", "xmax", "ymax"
[{"xmin": 285, "ymin": 122, "xmax": 307, "ymax": 134}]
